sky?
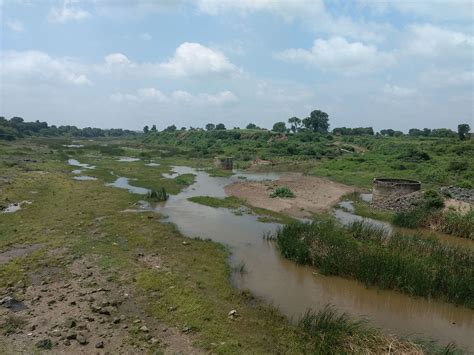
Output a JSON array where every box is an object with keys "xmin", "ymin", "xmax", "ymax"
[{"xmin": 0, "ymin": 0, "xmax": 473, "ymax": 131}]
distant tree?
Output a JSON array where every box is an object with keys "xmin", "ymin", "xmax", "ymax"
[
  {"xmin": 393, "ymin": 130, "xmax": 404, "ymax": 137},
  {"xmin": 272, "ymin": 122, "xmax": 286, "ymax": 133},
  {"xmin": 422, "ymin": 128, "xmax": 432, "ymax": 136},
  {"xmin": 408, "ymin": 128, "xmax": 422, "ymax": 137},
  {"xmin": 163, "ymin": 125, "xmax": 176, "ymax": 132},
  {"xmin": 205, "ymin": 123, "xmax": 215, "ymax": 131},
  {"xmin": 380, "ymin": 129, "xmax": 395, "ymax": 137},
  {"xmin": 431, "ymin": 128, "xmax": 456, "ymax": 138},
  {"xmin": 302, "ymin": 110, "xmax": 329, "ymax": 133},
  {"xmin": 458, "ymin": 123, "xmax": 471, "ymax": 140},
  {"xmin": 288, "ymin": 117, "xmax": 302, "ymax": 133},
  {"xmin": 150, "ymin": 125, "xmax": 157, "ymax": 132},
  {"xmin": 143, "ymin": 125, "xmax": 149, "ymax": 134},
  {"xmin": 180, "ymin": 127, "xmax": 186, "ymax": 131},
  {"xmin": 215, "ymin": 123, "xmax": 226, "ymax": 130},
  {"xmin": 246, "ymin": 123, "xmax": 257, "ymax": 129}
]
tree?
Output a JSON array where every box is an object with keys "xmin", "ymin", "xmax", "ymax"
[
  {"xmin": 458, "ymin": 124, "xmax": 471, "ymax": 140},
  {"xmin": 143, "ymin": 125, "xmax": 149, "ymax": 134},
  {"xmin": 288, "ymin": 117, "xmax": 302, "ymax": 133},
  {"xmin": 408, "ymin": 128, "xmax": 422, "ymax": 137},
  {"xmin": 163, "ymin": 125, "xmax": 176, "ymax": 132},
  {"xmin": 380, "ymin": 129, "xmax": 395, "ymax": 137},
  {"xmin": 272, "ymin": 122, "xmax": 286, "ymax": 133},
  {"xmin": 215, "ymin": 123, "xmax": 226, "ymax": 130},
  {"xmin": 302, "ymin": 110, "xmax": 329, "ymax": 133},
  {"xmin": 205, "ymin": 123, "xmax": 215, "ymax": 131},
  {"xmin": 246, "ymin": 123, "xmax": 257, "ymax": 129},
  {"xmin": 150, "ymin": 125, "xmax": 157, "ymax": 132}
]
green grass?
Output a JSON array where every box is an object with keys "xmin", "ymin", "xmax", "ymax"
[
  {"xmin": 270, "ymin": 186, "xmax": 295, "ymax": 198},
  {"xmin": 187, "ymin": 196, "xmax": 297, "ymax": 224},
  {"xmin": 275, "ymin": 218, "xmax": 474, "ymax": 308}
]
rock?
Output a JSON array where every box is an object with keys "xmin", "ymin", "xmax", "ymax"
[
  {"xmin": 64, "ymin": 319, "xmax": 76, "ymax": 328},
  {"xmin": 0, "ymin": 296, "xmax": 15, "ymax": 308},
  {"xmin": 182, "ymin": 241, "xmax": 190, "ymax": 246},
  {"xmin": 66, "ymin": 332, "xmax": 77, "ymax": 340},
  {"xmin": 228, "ymin": 309, "xmax": 238, "ymax": 319},
  {"xmin": 91, "ymin": 304, "xmax": 102, "ymax": 313},
  {"xmin": 139, "ymin": 325, "xmax": 149, "ymax": 332},
  {"xmin": 99, "ymin": 306, "xmax": 115, "ymax": 315},
  {"xmin": 133, "ymin": 319, "xmax": 141, "ymax": 324},
  {"xmin": 76, "ymin": 333, "xmax": 88, "ymax": 345},
  {"xmin": 95, "ymin": 341, "xmax": 104, "ymax": 349}
]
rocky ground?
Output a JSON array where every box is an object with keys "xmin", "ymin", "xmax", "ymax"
[{"xmin": 0, "ymin": 249, "xmax": 201, "ymax": 354}]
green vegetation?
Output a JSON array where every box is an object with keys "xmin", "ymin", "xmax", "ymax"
[
  {"xmin": 146, "ymin": 188, "xmax": 169, "ymax": 201},
  {"xmin": 270, "ymin": 186, "xmax": 295, "ymax": 198},
  {"xmin": 188, "ymin": 196, "xmax": 297, "ymax": 224},
  {"xmin": 275, "ymin": 219, "xmax": 474, "ymax": 308},
  {"xmin": 0, "ymin": 139, "xmax": 434, "ymax": 353}
]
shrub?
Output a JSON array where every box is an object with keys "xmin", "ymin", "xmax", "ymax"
[
  {"xmin": 448, "ymin": 161, "xmax": 468, "ymax": 172},
  {"xmin": 270, "ymin": 187, "xmax": 295, "ymax": 198}
]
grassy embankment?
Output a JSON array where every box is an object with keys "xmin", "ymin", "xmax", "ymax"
[
  {"xmin": 0, "ymin": 139, "xmax": 453, "ymax": 354},
  {"xmin": 187, "ymin": 196, "xmax": 297, "ymax": 224},
  {"xmin": 275, "ymin": 218, "xmax": 474, "ymax": 308}
]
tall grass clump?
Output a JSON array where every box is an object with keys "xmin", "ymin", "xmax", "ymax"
[
  {"xmin": 146, "ymin": 188, "xmax": 168, "ymax": 201},
  {"xmin": 298, "ymin": 305, "xmax": 431, "ymax": 354},
  {"xmin": 275, "ymin": 219, "xmax": 474, "ymax": 307},
  {"xmin": 393, "ymin": 190, "xmax": 444, "ymax": 229}
]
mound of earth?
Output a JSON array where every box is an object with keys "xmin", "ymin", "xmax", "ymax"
[
  {"xmin": 225, "ymin": 174, "xmax": 354, "ymax": 218},
  {"xmin": 371, "ymin": 191, "xmax": 423, "ymax": 212}
]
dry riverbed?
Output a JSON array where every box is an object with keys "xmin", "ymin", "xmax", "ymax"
[{"xmin": 225, "ymin": 174, "xmax": 355, "ymax": 218}]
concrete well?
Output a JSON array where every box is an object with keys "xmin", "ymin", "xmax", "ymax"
[
  {"xmin": 372, "ymin": 178, "xmax": 421, "ymax": 202},
  {"xmin": 214, "ymin": 157, "xmax": 234, "ymax": 170}
]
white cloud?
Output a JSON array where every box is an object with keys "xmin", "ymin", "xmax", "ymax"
[
  {"xmin": 48, "ymin": 0, "xmax": 91, "ymax": 23},
  {"xmin": 420, "ymin": 68, "xmax": 474, "ymax": 88},
  {"xmin": 139, "ymin": 32, "xmax": 152, "ymax": 41},
  {"xmin": 0, "ymin": 50, "xmax": 92, "ymax": 85},
  {"xmin": 407, "ymin": 24, "xmax": 474, "ymax": 56},
  {"xmin": 275, "ymin": 37, "xmax": 394, "ymax": 75},
  {"xmin": 159, "ymin": 42, "xmax": 239, "ymax": 77},
  {"xmin": 196, "ymin": 0, "xmax": 388, "ymax": 42},
  {"xmin": 359, "ymin": 0, "xmax": 474, "ymax": 22},
  {"xmin": 383, "ymin": 84, "xmax": 417, "ymax": 97},
  {"xmin": 5, "ymin": 19, "xmax": 25, "ymax": 32},
  {"xmin": 111, "ymin": 88, "xmax": 238, "ymax": 106},
  {"xmin": 104, "ymin": 53, "xmax": 132, "ymax": 66}
]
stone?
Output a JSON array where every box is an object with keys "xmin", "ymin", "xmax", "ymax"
[
  {"xmin": 76, "ymin": 333, "xmax": 88, "ymax": 345},
  {"xmin": 139, "ymin": 325, "xmax": 149, "ymax": 332},
  {"xmin": 95, "ymin": 341, "xmax": 104, "ymax": 349},
  {"xmin": 64, "ymin": 319, "xmax": 76, "ymax": 328},
  {"xmin": 66, "ymin": 333, "xmax": 77, "ymax": 340}
]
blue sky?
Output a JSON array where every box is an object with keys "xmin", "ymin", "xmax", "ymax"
[{"xmin": 1, "ymin": 0, "xmax": 473, "ymax": 131}]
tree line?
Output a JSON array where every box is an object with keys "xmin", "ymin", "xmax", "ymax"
[{"xmin": 0, "ymin": 116, "xmax": 138, "ymax": 140}]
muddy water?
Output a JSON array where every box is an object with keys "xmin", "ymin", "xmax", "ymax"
[
  {"xmin": 100, "ymin": 166, "xmax": 473, "ymax": 350},
  {"xmin": 143, "ymin": 166, "xmax": 473, "ymax": 351}
]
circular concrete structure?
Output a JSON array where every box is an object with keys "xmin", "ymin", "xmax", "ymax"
[{"xmin": 372, "ymin": 178, "xmax": 421, "ymax": 202}]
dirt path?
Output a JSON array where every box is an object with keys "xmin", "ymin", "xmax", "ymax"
[{"xmin": 225, "ymin": 174, "xmax": 355, "ymax": 218}]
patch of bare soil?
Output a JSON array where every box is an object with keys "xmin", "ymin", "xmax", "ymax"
[
  {"xmin": 0, "ymin": 254, "xmax": 202, "ymax": 354},
  {"xmin": 444, "ymin": 198, "xmax": 472, "ymax": 215},
  {"xmin": 0, "ymin": 244, "xmax": 42, "ymax": 266},
  {"xmin": 225, "ymin": 174, "xmax": 355, "ymax": 218}
]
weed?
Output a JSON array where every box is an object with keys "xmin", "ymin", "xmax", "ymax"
[{"xmin": 270, "ymin": 186, "xmax": 295, "ymax": 198}]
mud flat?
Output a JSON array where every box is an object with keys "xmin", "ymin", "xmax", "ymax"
[{"xmin": 225, "ymin": 174, "xmax": 354, "ymax": 218}]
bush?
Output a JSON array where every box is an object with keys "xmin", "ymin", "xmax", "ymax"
[
  {"xmin": 422, "ymin": 190, "xmax": 445, "ymax": 209},
  {"xmin": 270, "ymin": 187, "xmax": 295, "ymax": 198},
  {"xmin": 448, "ymin": 161, "xmax": 468, "ymax": 172}
]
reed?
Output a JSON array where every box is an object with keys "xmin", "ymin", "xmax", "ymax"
[
  {"xmin": 146, "ymin": 187, "xmax": 169, "ymax": 201},
  {"xmin": 275, "ymin": 219, "xmax": 474, "ymax": 307}
]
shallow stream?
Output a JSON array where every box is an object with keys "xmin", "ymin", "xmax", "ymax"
[{"xmin": 71, "ymin": 160, "xmax": 474, "ymax": 350}]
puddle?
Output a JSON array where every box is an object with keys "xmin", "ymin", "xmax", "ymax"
[
  {"xmin": 106, "ymin": 177, "xmax": 149, "ymax": 195},
  {"xmin": 111, "ymin": 166, "xmax": 474, "ymax": 350},
  {"xmin": 68, "ymin": 159, "xmax": 95, "ymax": 170},
  {"xmin": 117, "ymin": 157, "xmax": 140, "ymax": 162},
  {"xmin": 123, "ymin": 200, "xmax": 155, "ymax": 213},
  {"xmin": 0, "ymin": 244, "xmax": 42, "ymax": 265},
  {"xmin": 63, "ymin": 144, "xmax": 84, "ymax": 148},
  {"xmin": 73, "ymin": 176, "xmax": 98, "ymax": 181},
  {"xmin": 1, "ymin": 201, "xmax": 32, "ymax": 214},
  {"xmin": 145, "ymin": 163, "xmax": 160, "ymax": 167},
  {"xmin": 71, "ymin": 169, "xmax": 82, "ymax": 175}
]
